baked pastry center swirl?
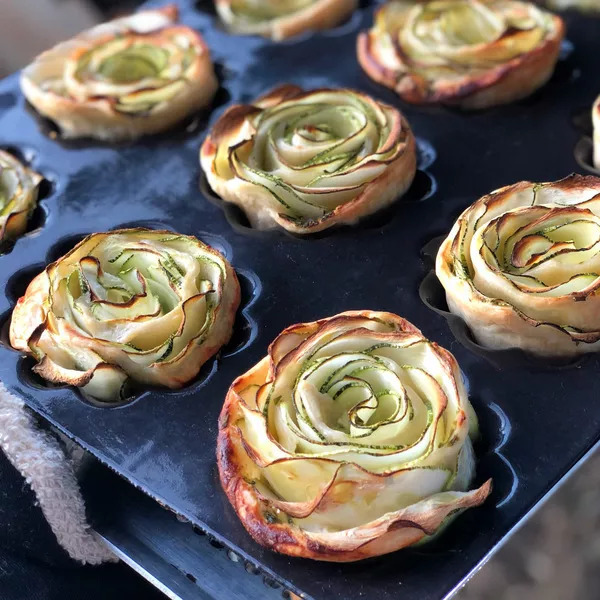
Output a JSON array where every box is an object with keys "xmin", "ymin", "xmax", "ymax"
[
  {"xmin": 66, "ymin": 30, "xmax": 197, "ymax": 113},
  {"xmin": 217, "ymin": 311, "xmax": 491, "ymax": 561}
]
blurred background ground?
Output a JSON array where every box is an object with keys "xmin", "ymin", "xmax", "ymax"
[
  {"xmin": 0, "ymin": 0, "xmax": 141, "ymax": 79},
  {"xmin": 459, "ymin": 450, "xmax": 600, "ymax": 600},
  {"xmin": 1, "ymin": 1, "xmax": 599, "ymax": 599}
]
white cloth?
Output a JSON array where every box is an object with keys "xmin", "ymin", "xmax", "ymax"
[{"xmin": 0, "ymin": 382, "xmax": 116, "ymax": 565}]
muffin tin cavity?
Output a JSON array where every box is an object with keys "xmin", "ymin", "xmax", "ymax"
[
  {"xmin": 0, "ymin": 311, "xmax": 14, "ymax": 350},
  {"xmin": 17, "ymin": 355, "xmax": 70, "ymax": 392},
  {"xmin": 221, "ymin": 268, "xmax": 260, "ymax": 357},
  {"xmin": 320, "ymin": 6, "xmax": 365, "ymax": 39},
  {"xmin": 200, "ymin": 169, "xmax": 437, "ymax": 237},
  {"xmin": 574, "ymin": 136, "xmax": 598, "ymax": 175},
  {"xmin": 477, "ymin": 401, "xmax": 518, "ymax": 509},
  {"xmin": 415, "ymin": 136, "xmax": 437, "ymax": 170}
]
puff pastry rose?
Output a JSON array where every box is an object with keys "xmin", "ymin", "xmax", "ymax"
[
  {"xmin": 436, "ymin": 175, "xmax": 600, "ymax": 357},
  {"xmin": 215, "ymin": 0, "xmax": 358, "ymax": 40},
  {"xmin": 0, "ymin": 151, "xmax": 42, "ymax": 246},
  {"xmin": 217, "ymin": 310, "xmax": 491, "ymax": 561},
  {"xmin": 357, "ymin": 0, "xmax": 565, "ymax": 109},
  {"xmin": 20, "ymin": 5, "xmax": 218, "ymax": 141},
  {"xmin": 200, "ymin": 85, "xmax": 416, "ymax": 234},
  {"xmin": 10, "ymin": 229, "xmax": 240, "ymax": 401}
]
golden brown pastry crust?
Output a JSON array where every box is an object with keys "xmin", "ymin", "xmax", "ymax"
[
  {"xmin": 10, "ymin": 228, "xmax": 240, "ymax": 401},
  {"xmin": 200, "ymin": 85, "xmax": 416, "ymax": 234},
  {"xmin": 436, "ymin": 175, "xmax": 600, "ymax": 356},
  {"xmin": 357, "ymin": 0, "xmax": 565, "ymax": 109},
  {"xmin": 20, "ymin": 5, "xmax": 218, "ymax": 141},
  {"xmin": 217, "ymin": 310, "xmax": 491, "ymax": 561},
  {"xmin": 215, "ymin": 0, "xmax": 358, "ymax": 40}
]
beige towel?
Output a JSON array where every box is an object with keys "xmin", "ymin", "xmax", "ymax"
[{"xmin": 0, "ymin": 382, "xmax": 116, "ymax": 564}]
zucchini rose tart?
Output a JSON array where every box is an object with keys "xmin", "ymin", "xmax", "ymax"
[
  {"xmin": 20, "ymin": 5, "xmax": 218, "ymax": 141},
  {"xmin": 357, "ymin": 0, "xmax": 565, "ymax": 109},
  {"xmin": 436, "ymin": 175, "xmax": 600, "ymax": 357},
  {"xmin": 215, "ymin": 0, "xmax": 358, "ymax": 40},
  {"xmin": 217, "ymin": 310, "xmax": 491, "ymax": 561},
  {"xmin": 0, "ymin": 151, "xmax": 42, "ymax": 247},
  {"xmin": 200, "ymin": 85, "xmax": 416, "ymax": 234},
  {"xmin": 10, "ymin": 229, "xmax": 240, "ymax": 402}
]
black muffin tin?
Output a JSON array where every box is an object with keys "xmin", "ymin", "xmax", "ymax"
[{"xmin": 1, "ymin": 2, "xmax": 600, "ymax": 599}]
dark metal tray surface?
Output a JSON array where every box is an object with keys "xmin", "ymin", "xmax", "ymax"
[
  {"xmin": 78, "ymin": 454, "xmax": 286, "ymax": 600},
  {"xmin": 0, "ymin": 2, "xmax": 599, "ymax": 599}
]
